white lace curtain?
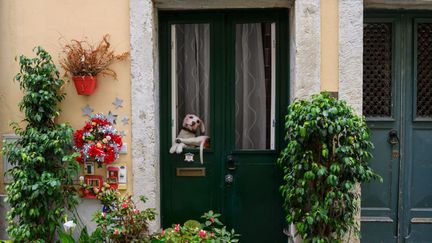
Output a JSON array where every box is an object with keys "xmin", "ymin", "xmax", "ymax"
[
  {"xmin": 235, "ymin": 23, "xmax": 267, "ymax": 149},
  {"xmin": 176, "ymin": 24, "xmax": 210, "ymax": 135},
  {"xmin": 175, "ymin": 23, "xmax": 268, "ymax": 149}
]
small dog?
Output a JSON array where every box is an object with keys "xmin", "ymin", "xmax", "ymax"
[{"xmin": 169, "ymin": 114, "xmax": 209, "ymax": 164}]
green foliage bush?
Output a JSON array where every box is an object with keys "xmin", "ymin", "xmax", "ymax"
[
  {"xmin": 278, "ymin": 93, "xmax": 381, "ymax": 242},
  {"xmin": 151, "ymin": 211, "xmax": 239, "ymax": 243},
  {"xmin": 2, "ymin": 47, "xmax": 79, "ymax": 242}
]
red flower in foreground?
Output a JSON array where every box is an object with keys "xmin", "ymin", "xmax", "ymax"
[
  {"xmin": 174, "ymin": 224, "xmax": 180, "ymax": 232},
  {"xmin": 89, "ymin": 145, "xmax": 104, "ymax": 157},
  {"xmin": 75, "ymin": 152, "xmax": 83, "ymax": 164},
  {"xmin": 114, "ymin": 229, "xmax": 120, "ymax": 235},
  {"xmin": 199, "ymin": 230, "xmax": 207, "ymax": 239},
  {"xmin": 73, "ymin": 129, "xmax": 84, "ymax": 147},
  {"xmin": 104, "ymin": 146, "xmax": 116, "ymax": 163},
  {"xmin": 111, "ymin": 134, "xmax": 123, "ymax": 147},
  {"xmin": 122, "ymin": 203, "xmax": 128, "ymax": 209}
]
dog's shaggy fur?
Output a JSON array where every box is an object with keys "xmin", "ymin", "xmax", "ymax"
[{"xmin": 169, "ymin": 114, "xmax": 209, "ymax": 164}]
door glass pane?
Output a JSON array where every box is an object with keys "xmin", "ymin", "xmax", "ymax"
[
  {"xmin": 363, "ymin": 23, "xmax": 392, "ymax": 117},
  {"xmin": 235, "ymin": 23, "xmax": 275, "ymax": 150},
  {"xmin": 171, "ymin": 24, "xmax": 210, "ymax": 143},
  {"xmin": 416, "ymin": 23, "xmax": 432, "ymax": 118}
]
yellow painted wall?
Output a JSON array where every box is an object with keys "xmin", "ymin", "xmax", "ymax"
[
  {"xmin": 0, "ymin": 0, "xmax": 132, "ymax": 194},
  {"xmin": 320, "ymin": 0, "xmax": 339, "ymax": 92}
]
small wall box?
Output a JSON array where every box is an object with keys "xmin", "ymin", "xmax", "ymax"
[
  {"xmin": 107, "ymin": 166, "xmax": 119, "ymax": 190},
  {"xmin": 84, "ymin": 162, "xmax": 95, "ymax": 175},
  {"xmin": 81, "ymin": 175, "xmax": 103, "ymax": 199}
]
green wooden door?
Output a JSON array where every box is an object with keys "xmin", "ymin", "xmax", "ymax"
[
  {"xmin": 362, "ymin": 12, "xmax": 432, "ymax": 242},
  {"xmin": 159, "ymin": 10, "xmax": 288, "ymax": 242}
]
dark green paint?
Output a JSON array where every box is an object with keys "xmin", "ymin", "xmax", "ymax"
[
  {"xmin": 362, "ymin": 11, "xmax": 432, "ymax": 242},
  {"xmin": 159, "ymin": 9, "xmax": 289, "ymax": 242}
]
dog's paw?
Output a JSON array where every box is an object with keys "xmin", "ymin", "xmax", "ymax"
[
  {"xmin": 175, "ymin": 144, "xmax": 184, "ymax": 154},
  {"xmin": 169, "ymin": 145, "xmax": 176, "ymax": 154}
]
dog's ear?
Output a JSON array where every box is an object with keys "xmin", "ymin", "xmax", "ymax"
[{"xmin": 199, "ymin": 119, "xmax": 206, "ymax": 134}]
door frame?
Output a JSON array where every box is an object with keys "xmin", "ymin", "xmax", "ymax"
[{"xmin": 158, "ymin": 8, "xmax": 289, "ymax": 229}]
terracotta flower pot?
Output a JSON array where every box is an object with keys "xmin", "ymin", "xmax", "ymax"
[{"xmin": 72, "ymin": 76, "xmax": 97, "ymax": 95}]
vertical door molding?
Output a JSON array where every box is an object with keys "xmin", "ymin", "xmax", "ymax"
[
  {"xmin": 289, "ymin": 0, "xmax": 321, "ymax": 101},
  {"xmin": 130, "ymin": 0, "xmax": 161, "ymax": 231}
]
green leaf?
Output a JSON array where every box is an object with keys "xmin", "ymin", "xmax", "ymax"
[
  {"xmin": 300, "ymin": 127, "xmax": 306, "ymax": 138},
  {"xmin": 58, "ymin": 231, "xmax": 75, "ymax": 243}
]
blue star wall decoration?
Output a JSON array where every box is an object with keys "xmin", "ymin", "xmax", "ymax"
[
  {"xmin": 82, "ymin": 105, "xmax": 94, "ymax": 117},
  {"xmin": 106, "ymin": 111, "xmax": 118, "ymax": 124},
  {"xmin": 121, "ymin": 116, "xmax": 129, "ymax": 125},
  {"xmin": 112, "ymin": 97, "xmax": 124, "ymax": 109}
]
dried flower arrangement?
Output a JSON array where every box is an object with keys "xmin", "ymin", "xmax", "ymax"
[
  {"xmin": 60, "ymin": 34, "xmax": 129, "ymax": 95},
  {"xmin": 60, "ymin": 34, "xmax": 129, "ymax": 78}
]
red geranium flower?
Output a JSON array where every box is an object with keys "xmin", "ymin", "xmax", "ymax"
[{"xmin": 199, "ymin": 230, "xmax": 207, "ymax": 239}]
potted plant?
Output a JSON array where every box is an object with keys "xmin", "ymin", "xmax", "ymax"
[
  {"xmin": 278, "ymin": 93, "xmax": 381, "ymax": 242},
  {"xmin": 60, "ymin": 34, "xmax": 128, "ymax": 95}
]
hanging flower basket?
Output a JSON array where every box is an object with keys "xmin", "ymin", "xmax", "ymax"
[{"xmin": 72, "ymin": 76, "xmax": 97, "ymax": 95}]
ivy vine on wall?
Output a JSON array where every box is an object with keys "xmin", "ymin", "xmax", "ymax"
[
  {"xmin": 2, "ymin": 47, "xmax": 79, "ymax": 242},
  {"xmin": 278, "ymin": 93, "xmax": 381, "ymax": 242}
]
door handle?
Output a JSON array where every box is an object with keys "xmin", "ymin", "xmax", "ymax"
[
  {"xmin": 227, "ymin": 155, "xmax": 236, "ymax": 171},
  {"xmin": 388, "ymin": 129, "xmax": 399, "ymax": 145}
]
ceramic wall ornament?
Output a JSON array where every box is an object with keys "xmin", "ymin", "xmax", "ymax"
[
  {"xmin": 84, "ymin": 162, "xmax": 95, "ymax": 175},
  {"xmin": 106, "ymin": 166, "xmax": 119, "ymax": 189},
  {"xmin": 184, "ymin": 153, "xmax": 195, "ymax": 162},
  {"xmin": 80, "ymin": 175, "xmax": 103, "ymax": 199},
  {"xmin": 112, "ymin": 97, "xmax": 124, "ymax": 109},
  {"xmin": 82, "ymin": 105, "xmax": 94, "ymax": 117}
]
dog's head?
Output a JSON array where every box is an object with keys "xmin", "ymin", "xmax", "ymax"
[{"xmin": 182, "ymin": 114, "xmax": 206, "ymax": 134}]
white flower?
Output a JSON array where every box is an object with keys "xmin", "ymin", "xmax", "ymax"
[
  {"xmin": 63, "ymin": 220, "xmax": 76, "ymax": 234},
  {"xmin": 79, "ymin": 176, "xmax": 84, "ymax": 182},
  {"xmin": 106, "ymin": 135, "xmax": 112, "ymax": 141}
]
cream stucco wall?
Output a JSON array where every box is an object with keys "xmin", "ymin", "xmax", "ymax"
[
  {"xmin": 321, "ymin": 0, "xmax": 339, "ymax": 92},
  {"xmin": 0, "ymin": 0, "xmax": 132, "ymax": 194}
]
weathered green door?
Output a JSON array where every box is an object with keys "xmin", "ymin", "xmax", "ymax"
[
  {"xmin": 362, "ymin": 12, "xmax": 432, "ymax": 242},
  {"xmin": 159, "ymin": 10, "xmax": 288, "ymax": 242}
]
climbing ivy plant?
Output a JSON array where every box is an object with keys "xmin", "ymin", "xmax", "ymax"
[
  {"xmin": 278, "ymin": 93, "xmax": 381, "ymax": 242},
  {"xmin": 2, "ymin": 47, "xmax": 79, "ymax": 242}
]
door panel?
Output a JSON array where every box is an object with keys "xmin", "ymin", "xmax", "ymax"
[
  {"xmin": 159, "ymin": 10, "xmax": 288, "ymax": 242},
  {"xmin": 361, "ymin": 16, "xmax": 400, "ymax": 242},
  {"xmin": 362, "ymin": 12, "xmax": 432, "ymax": 242}
]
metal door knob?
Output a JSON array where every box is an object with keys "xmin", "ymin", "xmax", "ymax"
[{"xmin": 225, "ymin": 174, "xmax": 234, "ymax": 184}]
